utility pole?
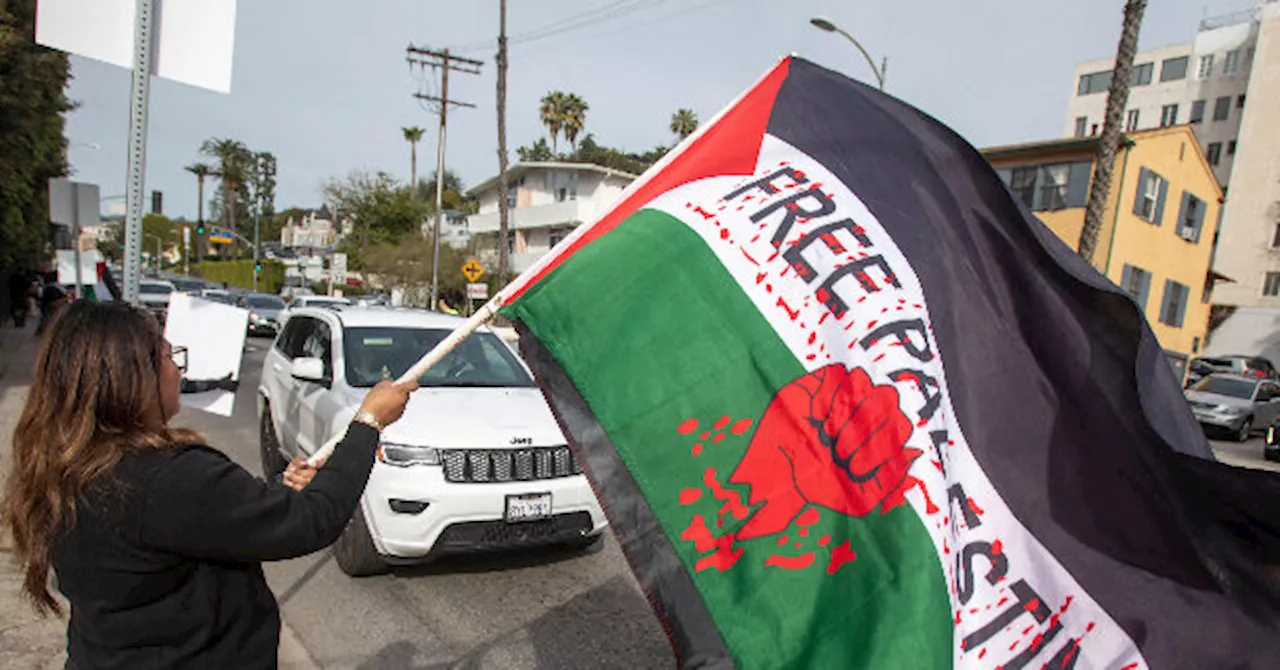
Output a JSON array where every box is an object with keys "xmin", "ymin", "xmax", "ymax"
[
  {"xmin": 407, "ymin": 45, "xmax": 483, "ymax": 310},
  {"xmin": 496, "ymin": 0, "xmax": 512, "ymax": 289}
]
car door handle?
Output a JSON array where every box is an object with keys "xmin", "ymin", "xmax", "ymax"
[{"xmin": 272, "ymin": 363, "xmax": 283, "ymax": 372}]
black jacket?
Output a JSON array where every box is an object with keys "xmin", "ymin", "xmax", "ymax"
[{"xmin": 52, "ymin": 423, "xmax": 379, "ymax": 669}]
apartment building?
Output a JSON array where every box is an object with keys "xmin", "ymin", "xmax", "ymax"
[{"xmin": 984, "ymin": 126, "xmax": 1224, "ymax": 377}]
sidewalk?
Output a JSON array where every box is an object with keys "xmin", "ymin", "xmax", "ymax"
[{"xmin": 0, "ymin": 319, "xmax": 317, "ymax": 669}]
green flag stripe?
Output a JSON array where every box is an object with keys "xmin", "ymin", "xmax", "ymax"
[{"xmin": 505, "ymin": 208, "xmax": 952, "ymax": 669}]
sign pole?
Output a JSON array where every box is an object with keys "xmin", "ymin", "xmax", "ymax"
[
  {"xmin": 122, "ymin": 0, "xmax": 156, "ymax": 304},
  {"xmin": 72, "ymin": 186, "xmax": 82, "ymax": 294}
]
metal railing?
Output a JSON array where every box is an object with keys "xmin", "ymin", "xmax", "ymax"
[{"xmin": 1199, "ymin": 7, "xmax": 1259, "ymax": 32}]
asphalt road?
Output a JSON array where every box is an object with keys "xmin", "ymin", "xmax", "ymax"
[{"xmin": 174, "ymin": 342, "xmax": 674, "ymax": 670}]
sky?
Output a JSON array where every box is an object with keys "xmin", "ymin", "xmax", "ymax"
[{"xmin": 61, "ymin": 0, "xmax": 1260, "ymax": 222}]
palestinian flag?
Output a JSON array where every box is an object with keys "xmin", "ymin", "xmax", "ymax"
[{"xmin": 495, "ymin": 57, "xmax": 1280, "ymax": 668}]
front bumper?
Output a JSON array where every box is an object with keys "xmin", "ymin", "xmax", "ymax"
[
  {"xmin": 363, "ymin": 462, "xmax": 608, "ymax": 561},
  {"xmin": 247, "ymin": 320, "xmax": 278, "ymax": 335},
  {"xmin": 1191, "ymin": 408, "xmax": 1250, "ymax": 430}
]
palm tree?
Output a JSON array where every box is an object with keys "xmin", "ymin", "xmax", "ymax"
[
  {"xmin": 1078, "ymin": 0, "xmax": 1147, "ymax": 262},
  {"xmin": 670, "ymin": 108, "xmax": 698, "ymax": 142},
  {"xmin": 185, "ymin": 163, "xmax": 214, "ymax": 263},
  {"xmin": 200, "ymin": 138, "xmax": 251, "ymax": 239},
  {"xmin": 562, "ymin": 93, "xmax": 589, "ymax": 152},
  {"xmin": 402, "ymin": 126, "xmax": 425, "ymax": 199},
  {"xmin": 540, "ymin": 91, "xmax": 567, "ymax": 155}
]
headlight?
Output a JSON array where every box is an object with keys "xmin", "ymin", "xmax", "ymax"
[
  {"xmin": 249, "ymin": 311, "xmax": 260, "ymax": 322},
  {"xmin": 1218, "ymin": 405, "xmax": 1248, "ymax": 415},
  {"xmin": 378, "ymin": 441, "xmax": 441, "ymax": 466}
]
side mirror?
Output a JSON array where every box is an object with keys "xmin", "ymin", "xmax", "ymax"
[{"xmin": 291, "ymin": 357, "xmax": 330, "ymax": 387}]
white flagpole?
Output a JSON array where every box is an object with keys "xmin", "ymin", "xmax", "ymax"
[{"xmin": 306, "ymin": 56, "xmax": 791, "ymax": 466}]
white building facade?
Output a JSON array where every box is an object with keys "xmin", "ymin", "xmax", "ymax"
[{"xmin": 466, "ymin": 162, "xmax": 636, "ymax": 273}]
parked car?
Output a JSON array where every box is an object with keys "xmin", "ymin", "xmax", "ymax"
[
  {"xmin": 288, "ymin": 295, "xmax": 353, "ymax": 310},
  {"xmin": 199, "ymin": 288, "xmax": 236, "ymax": 305},
  {"xmin": 238, "ymin": 293, "xmax": 286, "ymax": 337},
  {"xmin": 138, "ymin": 279, "xmax": 176, "ymax": 322},
  {"xmin": 1266, "ymin": 417, "xmax": 1280, "ymax": 462},
  {"xmin": 1186, "ymin": 355, "xmax": 1278, "ymax": 387},
  {"xmin": 169, "ymin": 277, "xmax": 206, "ymax": 294},
  {"xmin": 1185, "ymin": 373, "xmax": 1280, "ymax": 442},
  {"xmin": 257, "ymin": 307, "xmax": 607, "ymax": 576}
]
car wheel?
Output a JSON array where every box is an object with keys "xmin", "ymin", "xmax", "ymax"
[
  {"xmin": 259, "ymin": 404, "xmax": 290, "ymax": 480},
  {"xmin": 1236, "ymin": 417, "xmax": 1252, "ymax": 443},
  {"xmin": 333, "ymin": 505, "xmax": 390, "ymax": 577}
]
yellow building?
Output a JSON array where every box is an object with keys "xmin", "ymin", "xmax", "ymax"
[{"xmin": 983, "ymin": 126, "xmax": 1224, "ymax": 377}]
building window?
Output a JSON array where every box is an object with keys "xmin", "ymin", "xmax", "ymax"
[
  {"xmin": 1193, "ymin": 336, "xmax": 1201, "ymax": 354},
  {"xmin": 1078, "ymin": 70, "xmax": 1113, "ymax": 95},
  {"xmin": 1131, "ymin": 62, "xmax": 1154, "ymax": 86},
  {"xmin": 1197, "ymin": 54, "xmax": 1215, "ymax": 79},
  {"xmin": 1121, "ymin": 265, "xmax": 1153, "ymax": 310},
  {"xmin": 1265, "ymin": 272, "xmax": 1280, "ymax": 297},
  {"xmin": 1206, "ymin": 142, "xmax": 1223, "ymax": 166},
  {"xmin": 1160, "ymin": 104, "xmax": 1179, "ymax": 127},
  {"xmin": 1091, "ymin": 123, "xmax": 1100, "ymax": 136},
  {"xmin": 1159, "ymin": 280, "xmax": 1190, "ymax": 327},
  {"xmin": 547, "ymin": 171, "xmax": 579, "ymax": 202},
  {"xmin": 548, "ymin": 226, "xmax": 573, "ymax": 248},
  {"xmin": 506, "ymin": 186, "xmax": 518, "ymax": 209},
  {"xmin": 1228, "ymin": 140, "xmax": 1237, "ymax": 156},
  {"xmin": 1176, "ymin": 192, "xmax": 1206, "ymax": 242},
  {"xmin": 1224, "ymin": 49, "xmax": 1240, "ymax": 74},
  {"xmin": 1238, "ymin": 94, "xmax": 1247, "ymax": 108},
  {"xmin": 1074, "ymin": 116, "xmax": 1088, "ymax": 138},
  {"xmin": 1002, "ymin": 162, "xmax": 1092, "ymax": 212},
  {"xmin": 1125, "ymin": 109, "xmax": 1140, "ymax": 131},
  {"xmin": 1161, "ymin": 56, "xmax": 1189, "ymax": 82},
  {"xmin": 1010, "ymin": 167, "xmax": 1038, "ymax": 209},
  {"xmin": 1189, "ymin": 100, "xmax": 1206, "ymax": 123},
  {"xmin": 1213, "ymin": 96, "xmax": 1231, "ymax": 121},
  {"xmin": 1271, "ymin": 222, "xmax": 1280, "ymax": 248},
  {"xmin": 1133, "ymin": 167, "xmax": 1168, "ymax": 224}
]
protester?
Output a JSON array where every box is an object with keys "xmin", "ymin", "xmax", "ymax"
[
  {"xmin": 0, "ymin": 300, "xmax": 416, "ymax": 668},
  {"xmin": 33, "ymin": 283, "xmax": 71, "ymax": 336},
  {"xmin": 7, "ymin": 270, "xmax": 34, "ymax": 327},
  {"xmin": 438, "ymin": 297, "xmax": 459, "ymax": 315}
]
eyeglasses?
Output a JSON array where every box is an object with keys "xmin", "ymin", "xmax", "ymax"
[{"xmin": 171, "ymin": 346, "xmax": 188, "ymax": 374}]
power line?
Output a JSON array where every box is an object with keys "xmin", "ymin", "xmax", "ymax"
[{"xmin": 444, "ymin": 0, "xmax": 673, "ymax": 53}]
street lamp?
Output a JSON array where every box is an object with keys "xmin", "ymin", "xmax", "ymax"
[{"xmin": 810, "ymin": 16, "xmax": 887, "ymax": 91}]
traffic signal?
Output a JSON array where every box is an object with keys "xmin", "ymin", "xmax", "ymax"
[
  {"xmin": 196, "ymin": 224, "xmax": 205, "ymax": 235},
  {"xmin": 254, "ymin": 262, "xmax": 262, "ymax": 272}
]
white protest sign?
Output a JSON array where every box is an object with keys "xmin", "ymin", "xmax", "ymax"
[{"xmin": 163, "ymin": 292, "xmax": 249, "ymax": 416}]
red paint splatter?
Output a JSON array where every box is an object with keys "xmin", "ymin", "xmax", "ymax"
[
  {"xmin": 978, "ymin": 648, "xmax": 987, "ymax": 660},
  {"xmin": 681, "ymin": 515, "xmax": 716, "ymax": 552},
  {"xmin": 766, "ymin": 552, "xmax": 816, "ymax": 570},
  {"xmin": 968, "ymin": 498, "xmax": 985, "ymax": 516},
  {"xmin": 1023, "ymin": 598, "xmax": 1042, "ymax": 613},
  {"xmin": 730, "ymin": 418, "xmax": 754, "ymax": 435},
  {"xmin": 1086, "ymin": 622, "xmax": 1096, "ymax": 632},
  {"xmin": 991, "ymin": 540, "xmax": 1004, "ymax": 555},
  {"xmin": 755, "ymin": 272, "xmax": 767, "ymax": 285},
  {"xmin": 827, "ymin": 539, "xmax": 857, "ymax": 574},
  {"xmin": 692, "ymin": 444, "xmax": 703, "ymax": 456},
  {"xmin": 799, "ymin": 528, "xmax": 809, "ymax": 537},
  {"xmin": 712, "ymin": 433, "xmax": 726, "ymax": 444},
  {"xmin": 713, "ymin": 416, "xmax": 731, "ymax": 431},
  {"xmin": 997, "ymin": 597, "xmax": 1009, "ymax": 607},
  {"xmin": 678, "ymin": 419, "xmax": 699, "ymax": 435},
  {"xmin": 931, "ymin": 459, "xmax": 944, "ymax": 473},
  {"xmin": 766, "ymin": 284, "xmax": 773, "ymax": 294},
  {"xmin": 807, "ymin": 331, "xmax": 818, "ymax": 345},
  {"xmin": 704, "ymin": 468, "xmax": 749, "ymax": 519},
  {"xmin": 749, "ymin": 234, "xmax": 760, "ymax": 243},
  {"xmin": 794, "ymin": 542, "xmax": 803, "ymax": 549},
  {"xmin": 719, "ymin": 228, "xmax": 730, "ymax": 240},
  {"xmin": 701, "ymin": 432, "xmax": 711, "ymax": 440},
  {"xmin": 694, "ymin": 538, "xmax": 743, "ymax": 572},
  {"xmin": 693, "ymin": 206, "xmax": 715, "ymax": 220},
  {"xmin": 844, "ymin": 319, "xmax": 857, "ymax": 331},
  {"xmin": 777, "ymin": 535, "xmax": 788, "ymax": 546},
  {"xmin": 1008, "ymin": 640, "xmax": 1019, "ymax": 652},
  {"xmin": 740, "ymin": 248, "xmax": 759, "ymax": 265},
  {"xmin": 1022, "ymin": 625, "xmax": 1035, "ymax": 636},
  {"xmin": 954, "ymin": 610, "xmax": 963, "ymax": 625},
  {"xmin": 777, "ymin": 297, "xmax": 800, "ymax": 321},
  {"xmin": 767, "ymin": 251, "xmax": 779, "ymax": 262},
  {"xmin": 1120, "ymin": 664, "xmax": 1138, "ymax": 670},
  {"xmin": 806, "ymin": 354, "xmax": 817, "ymax": 361},
  {"xmin": 679, "ymin": 488, "xmax": 702, "ymax": 505},
  {"xmin": 818, "ymin": 535, "xmax": 830, "ymax": 546},
  {"xmin": 796, "ymin": 508, "xmax": 821, "ymax": 526},
  {"xmin": 819, "ymin": 312, "xmax": 831, "ymax": 325},
  {"xmin": 866, "ymin": 319, "xmax": 879, "ymax": 329}
]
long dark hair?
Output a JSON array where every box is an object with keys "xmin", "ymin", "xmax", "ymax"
[{"xmin": 1, "ymin": 301, "xmax": 202, "ymax": 615}]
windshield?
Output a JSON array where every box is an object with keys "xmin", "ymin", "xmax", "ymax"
[
  {"xmin": 203, "ymin": 293, "xmax": 234, "ymax": 305},
  {"xmin": 140, "ymin": 283, "xmax": 172, "ymax": 295},
  {"xmin": 1191, "ymin": 376, "xmax": 1257, "ymax": 399},
  {"xmin": 305, "ymin": 297, "xmax": 351, "ymax": 306},
  {"xmin": 248, "ymin": 296, "xmax": 285, "ymax": 309},
  {"xmin": 343, "ymin": 327, "xmax": 534, "ymax": 389},
  {"xmin": 172, "ymin": 279, "xmax": 203, "ymax": 292}
]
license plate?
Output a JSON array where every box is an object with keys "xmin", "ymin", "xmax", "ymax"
[{"xmin": 505, "ymin": 493, "xmax": 551, "ymax": 523}]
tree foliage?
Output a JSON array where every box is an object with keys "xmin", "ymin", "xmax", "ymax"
[
  {"xmin": 670, "ymin": 108, "xmax": 698, "ymax": 141},
  {"xmin": 417, "ymin": 169, "xmax": 478, "ymax": 215},
  {"xmin": 326, "ymin": 171, "xmax": 429, "ymax": 271},
  {"xmin": 0, "ymin": 0, "xmax": 72, "ymax": 270},
  {"xmin": 97, "ymin": 214, "xmax": 183, "ymax": 264},
  {"xmin": 362, "ymin": 233, "xmax": 469, "ymax": 307},
  {"xmin": 539, "ymin": 91, "xmax": 588, "ymax": 154}
]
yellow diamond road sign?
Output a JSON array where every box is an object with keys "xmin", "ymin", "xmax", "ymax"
[{"xmin": 462, "ymin": 258, "xmax": 484, "ymax": 283}]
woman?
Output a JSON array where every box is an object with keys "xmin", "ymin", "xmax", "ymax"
[{"xmin": 1, "ymin": 300, "xmax": 415, "ymax": 668}]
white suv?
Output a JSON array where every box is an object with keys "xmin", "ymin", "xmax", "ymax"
[{"xmin": 257, "ymin": 306, "xmax": 607, "ymax": 576}]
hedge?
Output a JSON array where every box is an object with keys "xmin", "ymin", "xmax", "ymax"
[{"xmin": 195, "ymin": 259, "xmax": 285, "ymax": 294}]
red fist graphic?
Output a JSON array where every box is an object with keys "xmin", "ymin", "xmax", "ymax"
[{"xmin": 730, "ymin": 365, "xmax": 920, "ymax": 541}]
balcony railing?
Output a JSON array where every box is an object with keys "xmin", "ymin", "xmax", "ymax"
[{"xmin": 468, "ymin": 200, "xmax": 591, "ymax": 234}]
